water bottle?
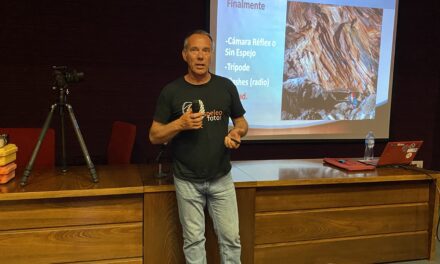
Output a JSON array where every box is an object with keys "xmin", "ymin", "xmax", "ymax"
[{"xmin": 364, "ymin": 131, "xmax": 375, "ymax": 160}]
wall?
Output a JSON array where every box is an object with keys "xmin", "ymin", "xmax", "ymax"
[{"xmin": 1, "ymin": 1, "xmax": 439, "ymax": 169}]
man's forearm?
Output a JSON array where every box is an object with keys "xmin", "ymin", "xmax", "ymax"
[
  {"xmin": 149, "ymin": 119, "xmax": 183, "ymax": 144},
  {"xmin": 149, "ymin": 111, "xmax": 204, "ymax": 144},
  {"xmin": 231, "ymin": 117, "xmax": 248, "ymax": 137}
]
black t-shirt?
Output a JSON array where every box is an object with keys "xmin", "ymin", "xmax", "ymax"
[{"xmin": 153, "ymin": 74, "xmax": 245, "ymax": 182}]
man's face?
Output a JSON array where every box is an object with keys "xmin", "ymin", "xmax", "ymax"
[{"xmin": 182, "ymin": 34, "xmax": 212, "ymax": 78}]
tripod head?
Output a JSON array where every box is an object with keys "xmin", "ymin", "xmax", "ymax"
[
  {"xmin": 52, "ymin": 66, "xmax": 84, "ymax": 105},
  {"xmin": 52, "ymin": 66, "xmax": 84, "ymax": 89}
]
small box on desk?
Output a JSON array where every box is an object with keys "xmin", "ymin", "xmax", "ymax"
[
  {"xmin": 0, "ymin": 144, "xmax": 18, "ymax": 184},
  {"xmin": 0, "ymin": 163, "xmax": 17, "ymax": 184},
  {"xmin": 0, "ymin": 162, "xmax": 17, "ymax": 184},
  {"xmin": 0, "ymin": 144, "xmax": 18, "ymax": 166}
]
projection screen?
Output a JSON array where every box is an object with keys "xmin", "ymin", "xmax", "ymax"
[{"xmin": 210, "ymin": 0, "xmax": 399, "ymax": 140}]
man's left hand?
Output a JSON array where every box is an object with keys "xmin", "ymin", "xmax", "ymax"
[{"xmin": 224, "ymin": 130, "xmax": 241, "ymax": 149}]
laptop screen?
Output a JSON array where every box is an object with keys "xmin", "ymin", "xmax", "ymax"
[
  {"xmin": 376, "ymin": 141, "xmax": 423, "ymax": 166},
  {"xmin": 359, "ymin": 141, "xmax": 423, "ymax": 166}
]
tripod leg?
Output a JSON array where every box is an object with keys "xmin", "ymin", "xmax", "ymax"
[
  {"xmin": 59, "ymin": 105, "xmax": 67, "ymax": 172},
  {"xmin": 21, "ymin": 104, "xmax": 57, "ymax": 186},
  {"xmin": 65, "ymin": 104, "xmax": 99, "ymax": 183}
]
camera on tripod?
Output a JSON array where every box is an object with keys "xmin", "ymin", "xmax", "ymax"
[
  {"xmin": 52, "ymin": 66, "xmax": 84, "ymax": 88},
  {"xmin": 20, "ymin": 65, "xmax": 98, "ymax": 186}
]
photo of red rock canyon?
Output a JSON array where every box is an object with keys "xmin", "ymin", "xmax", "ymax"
[{"xmin": 282, "ymin": 2, "xmax": 383, "ymax": 120}]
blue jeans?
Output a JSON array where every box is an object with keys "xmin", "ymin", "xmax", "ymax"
[{"xmin": 174, "ymin": 173, "xmax": 241, "ymax": 264}]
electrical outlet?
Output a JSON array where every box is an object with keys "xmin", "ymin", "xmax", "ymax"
[{"xmin": 411, "ymin": 160, "xmax": 423, "ymax": 168}]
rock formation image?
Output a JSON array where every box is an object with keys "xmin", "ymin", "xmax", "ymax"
[{"xmin": 282, "ymin": 2, "xmax": 383, "ymax": 120}]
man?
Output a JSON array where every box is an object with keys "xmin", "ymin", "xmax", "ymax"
[{"xmin": 149, "ymin": 30, "xmax": 248, "ymax": 264}]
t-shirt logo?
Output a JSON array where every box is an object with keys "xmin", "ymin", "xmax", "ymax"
[
  {"xmin": 205, "ymin": 109, "xmax": 223, "ymax": 121},
  {"xmin": 181, "ymin": 100, "xmax": 222, "ymax": 122},
  {"xmin": 182, "ymin": 100, "xmax": 205, "ymax": 115}
]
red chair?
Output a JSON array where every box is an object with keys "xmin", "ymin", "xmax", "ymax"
[
  {"xmin": 107, "ymin": 121, "xmax": 137, "ymax": 164},
  {"xmin": 0, "ymin": 128, "xmax": 55, "ymax": 169}
]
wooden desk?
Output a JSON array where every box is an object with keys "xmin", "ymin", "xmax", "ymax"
[
  {"xmin": 142, "ymin": 160, "xmax": 440, "ymax": 264},
  {"xmin": 233, "ymin": 160, "xmax": 439, "ymax": 264},
  {"xmin": 0, "ymin": 160, "xmax": 438, "ymax": 264},
  {"xmin": 0, "ymin": 165, "xmax": 145, "ymax": 264}
]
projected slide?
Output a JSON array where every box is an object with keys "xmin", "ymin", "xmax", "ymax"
[{"xmin": 211, "ymin": 0, "xmax": 398, "ymax": 140}]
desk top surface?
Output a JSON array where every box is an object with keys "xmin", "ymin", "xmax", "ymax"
[{"xmin": 1, "ymin": 159, "xmax": 438, "ymax": 200}]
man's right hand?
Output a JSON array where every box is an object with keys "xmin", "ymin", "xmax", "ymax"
[
  {"xmin": 179, "ymin": 109, "xmax": 204, "ymax": 130},
  {"xmin": 149, "ymin": 110, "xmax": 204, "ymax": 144}
]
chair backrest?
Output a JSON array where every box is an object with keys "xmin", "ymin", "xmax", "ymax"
[
  {"xmin": 107, "ymin": 121, "xmax": 137, "ymax": 164},
  {"xmin": 0, "ymin": 128, "xmax": 55, "ymax": 169}
]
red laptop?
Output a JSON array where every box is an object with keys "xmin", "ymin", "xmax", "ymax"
[{"xmin": 359, "ymin": 141, "xmax": 423, "ymax": 167}]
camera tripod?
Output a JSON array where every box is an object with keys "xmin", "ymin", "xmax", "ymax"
[{"xmin": 21, "ymin": 80, "xmax": 99, "ymax": 186}]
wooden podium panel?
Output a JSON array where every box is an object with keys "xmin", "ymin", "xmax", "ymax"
[
  {"xmin": 255, "ymin": 203, "xmax": 429, "ymax": 244},
  {"xmin": 0, "ymin": 223, "xmax": 143, "ymax": 264},
  {"xmin": 0, "ymin": 166, "xmax": 144, "ymax": 264},
  {"xmin": 254, "ymin": 232, "xmax": 429, "ymax": 264},
  {"xmin": 0, "ymin": 194, "xmax": 143, "ymax": 230},
  {"xmin": 251, "ymin": 178, "xmax": 436, "ymax": 263},
  {"xmin": 255, "ymin": 181, "xmax": 430, "ymax": 212},
  {"xmin": 143, "ymin": 191, "xmax": 184, "ymax": 264},
  {"xmin": 143, "ymin": 188, "xmax": 256, "ymax": 264}
]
